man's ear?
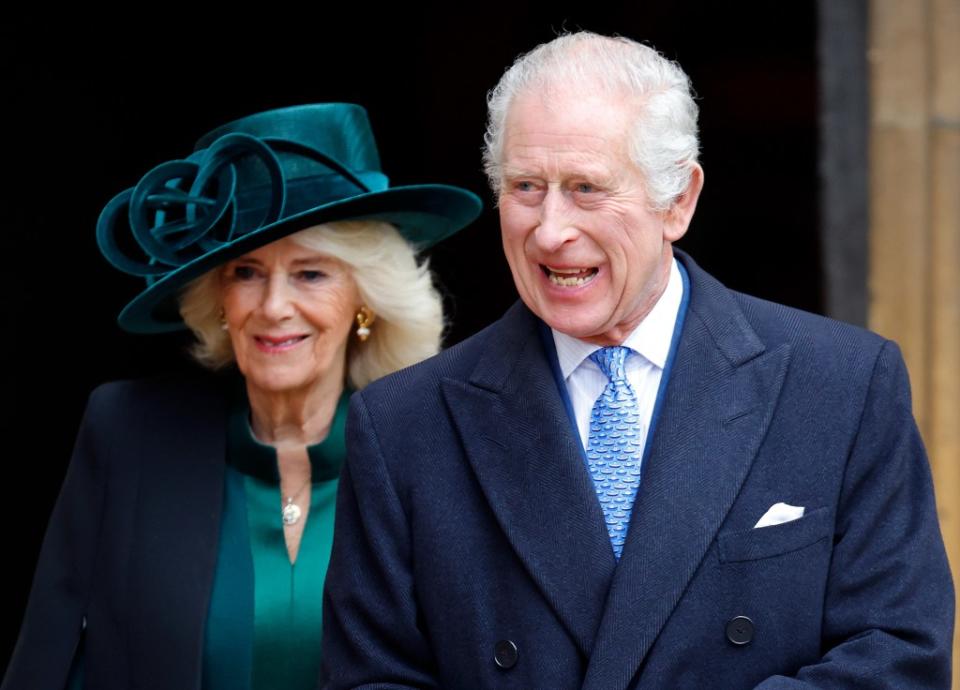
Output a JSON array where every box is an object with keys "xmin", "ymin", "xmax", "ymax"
[{"xmin": 663, "ymin": 163, "xmax": 704, "ymax": 243}]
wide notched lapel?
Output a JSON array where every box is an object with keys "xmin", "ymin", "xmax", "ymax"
[
  {"xmin": 582, "ymin": 254, "xmax": 791, "ymax": 690},
  {"xmin": 126, "ymin": 378, "xmax": 227, "ymax": 690},
  {"xmin": 441, "ymin": 303, "xmax": 616, "ymax": 658}
]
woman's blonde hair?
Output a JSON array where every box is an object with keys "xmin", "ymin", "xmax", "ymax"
[{"xmin": 178, "ymin": 220, "xmax": 444, "ymax": 389}]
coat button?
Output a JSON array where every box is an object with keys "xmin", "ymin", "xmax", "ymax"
[
  {"xmin": 494, "ymin": 639, "xmax": 518, "ymax": 669},
  {"xmin": 726, "ymin": 616, "xmax": 754, "ymax": 646}
]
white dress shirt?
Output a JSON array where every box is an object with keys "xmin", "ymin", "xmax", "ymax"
[{"xmin": 552, "ymin": 258, "xmax": 684, "ymax": 453}]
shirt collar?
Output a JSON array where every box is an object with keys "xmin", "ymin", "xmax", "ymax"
[{"xmin": 552, "ymin": 258, "xmax": 684, "ymax": 379}]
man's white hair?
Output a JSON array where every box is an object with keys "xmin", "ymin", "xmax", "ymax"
[{"xmin": 483, "ymin": 31, "xmax": 700, "ymax": 211}]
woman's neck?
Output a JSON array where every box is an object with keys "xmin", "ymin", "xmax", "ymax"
[{"xmin": 246, "ymin": 376, "xmax": 345, "ymax": 451}]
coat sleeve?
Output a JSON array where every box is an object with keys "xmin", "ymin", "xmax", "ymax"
[
  {"xmin": 2, "ymin": 386, "xmax": 112, "ymax": 690},
  {"xmin": 320, "ymin": 392, "xmax": 440, "ymax": 689},
  {"xmin": 754, "ymin": 341, "xmax": 954, "ymax": 689}
]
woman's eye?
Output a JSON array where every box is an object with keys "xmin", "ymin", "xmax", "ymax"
[
  {"xmin": 298, "ymin": 270, "xmax": 326, "ymax": 282},
  {"xmin": 575, "ymin": 183, "xmax": 596, "ymax": 194},
  {"xmin": 514, "ymin": 181, "xmax": 535, "ymax": 192},
  {"xmin": 233, "ymin": 265, "xmax": 257, "ymax": 280}
]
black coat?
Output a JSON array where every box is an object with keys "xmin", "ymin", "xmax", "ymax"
[{"xmin": 3, "ymin": 374, "xmax": 231, "ymax": 690}]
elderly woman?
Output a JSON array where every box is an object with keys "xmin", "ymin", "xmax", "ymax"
[{"xmin": 2, "ymin": 104, "xmax": 480, "ymax": 690}]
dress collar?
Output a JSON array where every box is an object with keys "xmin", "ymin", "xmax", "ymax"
[{"xmin": 226, "ymin": 376, "xmax": 350, "ymax": 484}]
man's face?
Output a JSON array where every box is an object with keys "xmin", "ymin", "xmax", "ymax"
[{"xmin": 498, "ymin": 90, "xmax": 698, "ymax": 346}]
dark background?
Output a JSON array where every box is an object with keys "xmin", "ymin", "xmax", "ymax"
[{"xmin": 2, "ymin": 3, "xmax": 817, "ymax": 672}]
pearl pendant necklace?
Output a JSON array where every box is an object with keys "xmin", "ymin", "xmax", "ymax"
[
  {"xmin": 282, "ymin": 498, "xmax": 303, "ymax": 525},
  {"xmin": 281, "ymin": 479, "xmax": 311, "ymax": 526}
]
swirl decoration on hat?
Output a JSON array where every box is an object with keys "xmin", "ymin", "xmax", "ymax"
[{"xmin": 96, "ymin": 133, "xmax": 371, "ymax": 280}]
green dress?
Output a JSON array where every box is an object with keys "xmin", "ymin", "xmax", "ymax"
[{"xmin": 201, "ymin": 384, "xmax": 348, "ymax": 690}]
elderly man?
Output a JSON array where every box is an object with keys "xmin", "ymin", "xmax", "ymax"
[{"xmin": 321, "ymin": 32, "xmax": 953, "ymax": 689}]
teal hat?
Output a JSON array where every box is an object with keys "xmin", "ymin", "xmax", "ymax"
[{"xmin": 97, "ymin": 103, "xmax": 482, "ymax": 333}]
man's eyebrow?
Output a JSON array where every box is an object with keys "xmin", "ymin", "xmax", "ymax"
[
  {"xmin": 501, "ymin": 165, "xmax": 615, "ymax": 180},
  {"xmin": 501, "ymin": 165, "xmax": 540, "ymax": 178}
]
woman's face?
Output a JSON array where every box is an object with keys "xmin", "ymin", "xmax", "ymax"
[{"xmin": 219, "ymin": 235, "xmax": 361, "ymax": 397}]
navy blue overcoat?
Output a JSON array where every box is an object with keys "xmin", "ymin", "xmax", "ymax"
[{"xmin": 321, "ymin": 251, "xmax": 954, "ymax": 689}]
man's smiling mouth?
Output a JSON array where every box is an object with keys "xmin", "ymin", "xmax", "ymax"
[{"xmin": 541, "ymin": 265, "xmax": 599, "ymax": 287}]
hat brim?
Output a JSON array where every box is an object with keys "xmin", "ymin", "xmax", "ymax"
[{"xmin": 116, "ymin": 183, "xmax": 482, "ymax": 333}]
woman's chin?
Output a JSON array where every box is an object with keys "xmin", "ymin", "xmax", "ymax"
[
  {"xmin": 241, "ymin": 359, "xmax": 344, "ymax": 400},
  {"xmin": 243, "ymin": 369, "xmax": 313, "ymax": 397}
]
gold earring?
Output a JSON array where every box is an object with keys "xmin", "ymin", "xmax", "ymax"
[
  {"xmin": 355, "ymin": 307, "xmax": 375, "ymax": 342},
  {"xmin": 219, "ymin": 308, "xmax": 228, "ymax": 331}
]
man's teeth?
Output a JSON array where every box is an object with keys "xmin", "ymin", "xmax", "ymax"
[{"xmin": 546, "ymin": 267, "xmax": 597, "ymax": 287}]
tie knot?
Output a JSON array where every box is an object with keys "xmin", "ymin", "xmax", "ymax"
[{"xmin": 589, "ymin": 346, "xmax": 631, "ymax": 382}]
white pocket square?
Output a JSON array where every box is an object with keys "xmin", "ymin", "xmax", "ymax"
[{"xmin": 754, "ymin": 502, "xmax": 805, "ymax": 528}]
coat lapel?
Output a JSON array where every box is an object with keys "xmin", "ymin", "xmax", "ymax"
[
  {"xmin": 126, "ymin": 376, "xmax": 227, "ymax": 690},
  {"xmin": 441, "ymin": 303, "xmax": 616, "ymax": 657},
  {"xmin": 582, "ymin": 254, "xmax": 791, "ymax": 689}
]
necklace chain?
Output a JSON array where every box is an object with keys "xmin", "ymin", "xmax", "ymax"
[{"xmin": 283, "ymin": 477, "xmax": 311, "ymax": 503}]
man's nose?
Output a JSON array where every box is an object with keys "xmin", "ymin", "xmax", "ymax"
[{"xmin": 534, "ymin": 188, "xmax": 578, "ymax": 252}]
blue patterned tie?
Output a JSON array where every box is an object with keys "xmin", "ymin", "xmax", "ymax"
[{"xmin": 586, "ymin": 346, "xmax": 643, "ymax": 560}]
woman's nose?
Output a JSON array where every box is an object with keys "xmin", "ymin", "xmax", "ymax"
[{"xmin": 260, "ymin": 274, "xmax": 296, "ymax": 320}]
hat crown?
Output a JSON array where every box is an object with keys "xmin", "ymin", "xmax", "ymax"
[
  {"xmin": 97, "ymin": 104, "xmax": 391, "ymax": 281},
  {"xmin": 194, "ymin": 104, "xmax": 384, "ymax": 189}
]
